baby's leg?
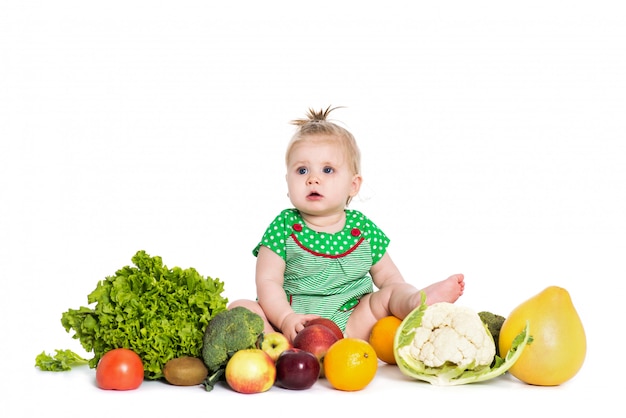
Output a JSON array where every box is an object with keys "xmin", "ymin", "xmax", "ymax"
[
  {"xmin": 343, "ymin": 293, "xmax": 379, "ymax": 341},
  {"xmin": 344, "ymin": 274, "xmax": 465, "ymax": 340},
  {"xmin": 388, "ymin": 274, "xmax": 465, "ymax": 319},
  {"xmin": 418, "ymin": 273, "xmax": 465, "ymax": 306}
]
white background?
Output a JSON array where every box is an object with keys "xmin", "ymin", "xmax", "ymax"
[{"xmin": 1, "ymin": 1, "xmax": 623, "ymax": 416}]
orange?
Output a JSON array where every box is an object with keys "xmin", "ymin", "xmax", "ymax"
[
  {"xmin": 368, "ymin": 315, "xmax": 402, "ymax": 365},
  {"xmin": 323, "ymin": 338, "xmax": 378, "ymax": 391}
]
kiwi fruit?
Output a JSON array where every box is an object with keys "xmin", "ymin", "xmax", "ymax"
[{"xmin": 163, "ymin": 356, "xmax": 209, "ymax": 386}]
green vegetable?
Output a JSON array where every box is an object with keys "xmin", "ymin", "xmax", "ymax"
[
  {"xmin": 201, "ymin": 306, "xmax": 265, "ymax": 391},
  {"xmin": 35, "ymin": 349, "xmax": 89, "ymax": 371},
  {"xmin": 60, "ymin": 250, "xmax": 228, "ymax": 380},
  {"xmin": 478, "ymin": 311, "xmax": 506, "ymax": 357},
  {"xmin": 394, "ymin": 293, "xmax": 532, "ymax": 386}
]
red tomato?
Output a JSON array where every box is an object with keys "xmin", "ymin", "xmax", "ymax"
[{"xmin": 96, "ymin": 348, "xmax": 144, "ymax": 390}]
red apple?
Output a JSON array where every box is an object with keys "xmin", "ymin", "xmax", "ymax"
[
  {"xmin": 275, "ymin": 348, "xmax": 320, "ymax": 390},
  {"xmin": 225, "ymin": 348, "xmax": 276, "ymax": 394},
  {"xmin": 258, "ymin": 331, "xmax": 292, "ymax": 362},
  {"xmin": 293, "ymin": 323, "xmax": 339, "ymax": 376},
  {"xmin": 305, "ymin": 318, "xmax": 344, "ymax": 341}
]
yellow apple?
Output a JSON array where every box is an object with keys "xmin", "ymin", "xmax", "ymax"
[
  {"xmin": 259, "ymin": 331, "xmax": 292, "ymax": 362},
  {"xmin": 225, "ymin": 349, "xmax": 276, "ymax": 394}
]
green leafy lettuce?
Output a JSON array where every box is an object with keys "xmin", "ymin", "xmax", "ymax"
[
  {"xmin": 35, "ymin": 349, "xmax": 89, "ymax": 371},
  {"xmin": 60, "ymin": 250, "xmax": 228, "ymax": 380}
]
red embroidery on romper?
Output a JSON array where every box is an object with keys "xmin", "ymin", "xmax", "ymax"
[
  {"xmin": 290, "ymin": 234, "xmax": 365, "ymax": 258},
  {"xmin": 293, "ymin": 223, "xmax": 303, "ymax": 232},
  {"xmin": 351, "ymin": 228, "xmax": 361, "ymax": 237}
]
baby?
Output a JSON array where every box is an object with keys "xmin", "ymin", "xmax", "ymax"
[{"xmin": 229, "ymin": 106, "xmax": 464, "ymax": 342}]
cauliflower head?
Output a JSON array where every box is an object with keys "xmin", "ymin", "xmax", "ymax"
[
  {"xmin": 407, "ymin": 302, "xmax": 495, "ymax": 368},
  {"xmin": 394, "ymin": 293, "xmax": 531, "ymax": 386}
]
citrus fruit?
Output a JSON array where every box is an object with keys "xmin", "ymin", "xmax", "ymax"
[
  {"xmin": 323, "ymin": 338, "xmax": 378, "ymax": 391},
  {"xmin": 499, "ymin": 286, "xmax": 586, "ymax": 386},
  {"xmin": 368, "ymin": 315, "xmax": 402, "ymax": 364}
]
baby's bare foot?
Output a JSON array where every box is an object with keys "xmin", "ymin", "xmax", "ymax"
[{"xmin": 418, "ymin": 273, "xmax": 465, "ymax": 306}]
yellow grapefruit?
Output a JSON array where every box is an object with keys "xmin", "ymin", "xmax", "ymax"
[{"xmin": 499, "ymin": 286, "xmax": 586, "ymax": 386}]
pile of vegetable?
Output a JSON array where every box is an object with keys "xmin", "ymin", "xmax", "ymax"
[
  {"xmin": 52, "ymin": 250, "xmax": 228, "ymax": 380},
  {"xmin": 393, "ymin": 293, "xmax": 531, "ymax": 386}
]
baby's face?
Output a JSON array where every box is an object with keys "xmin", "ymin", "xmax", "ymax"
[{"xmin": 286, "ymin": 135, "xmax": 360, "ymax": 217}]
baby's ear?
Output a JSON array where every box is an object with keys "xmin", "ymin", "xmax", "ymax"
[{"xmin": 350, "ymin": 174, "xmax": 363, "ymax": 196}]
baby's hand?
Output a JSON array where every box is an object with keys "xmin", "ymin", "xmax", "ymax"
[{"xmin": 281, "ymin": 313, "xmax": 320, "ymax": 343}]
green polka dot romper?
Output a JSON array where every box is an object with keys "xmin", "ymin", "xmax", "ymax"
[{"xmin": 253, "ymin": 208, "xmax": 390, "ymax": 332}]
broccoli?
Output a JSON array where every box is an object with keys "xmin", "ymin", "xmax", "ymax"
[
  {"xmin": 478, "ymin": 311, "xmax": 506, "ymax": 357},
  {"xmin": 201, "ymin": 306, "xmax": 265, "ymax": 391}
]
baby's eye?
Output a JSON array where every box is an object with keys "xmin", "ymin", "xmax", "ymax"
[
  {"xmin": 323, "ymin": 166, "xmax": 334, "ymax": 174},
  {"xmin": 298, "ymin": 167, "xmax": 308, "ymax": 175}
]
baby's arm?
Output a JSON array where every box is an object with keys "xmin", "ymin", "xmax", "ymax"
[{"xmin": 255, "ymin": 246, "xmax": 318, "ymax": 342}]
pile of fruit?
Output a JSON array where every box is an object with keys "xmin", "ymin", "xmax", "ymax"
[
  {"xmin": 221, "ymin": 317, "xmax": 378, "ymax": 393},
  {"xmin": 163, "ymin": 285, "xmax": 585, "ymax": 393},
  {"xmin": 38, "ymin": 284, "xmax": 587, "ymax": 393},
  {"xmin": 194, "ymin": 285, "xmax": 586, "ymax": 393}
]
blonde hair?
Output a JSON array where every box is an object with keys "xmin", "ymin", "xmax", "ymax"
[{"xmin": 286, "ymin": 106, "xmax": 361, "ymax": 176}]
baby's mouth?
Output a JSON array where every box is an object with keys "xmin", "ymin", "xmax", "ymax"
[{"xmin": 307, "ymin": 191, "xmax": 323, "ymax": 199}]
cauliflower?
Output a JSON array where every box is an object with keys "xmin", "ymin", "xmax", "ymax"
[
  {"xmin": 394, "ymin": 293, "xmax": 531, "ymax": 386},
  {"xmin": 407, "ymin": 303, "xmax": 495, "ymax": 368}
]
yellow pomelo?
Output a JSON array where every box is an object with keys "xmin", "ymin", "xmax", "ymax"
[{"xmin": 499, "ymin": 286, "xmax": 586, "ymax": 386}]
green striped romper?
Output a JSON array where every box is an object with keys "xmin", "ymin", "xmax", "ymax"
[{"xmin": 253, "ymin": 208, "xmax": 390, "ymax": 332}]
